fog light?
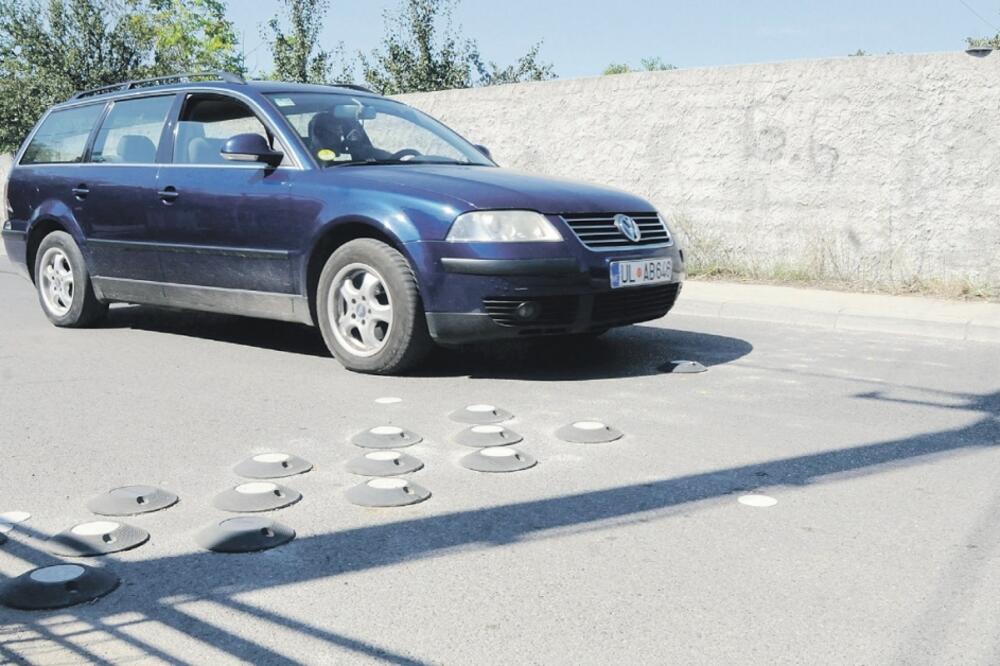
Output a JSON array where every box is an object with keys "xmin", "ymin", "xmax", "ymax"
[{"xmin": 515, "ymin": 301, "xmax": 541, "ymax": 321}]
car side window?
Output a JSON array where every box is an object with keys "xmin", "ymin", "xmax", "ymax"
[
  {"xmin": 20, "ymin": 104, "xmax": 104, "ymax": 165},
  {"xmin": 175, "ymin": 95, "xmax": 288, "ymax": 166},
  {"xmin": 90, "ymin": 95, "xmax": 174, "ymax": 164}
]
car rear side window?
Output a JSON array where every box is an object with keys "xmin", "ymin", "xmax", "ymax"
[
  {"xmin": 20, "ymin": 104, "xmax": 104, "ymax": 165},
  {"xmin": 91, "ymin": 95, "xmax": 174, "ymax": 164}
]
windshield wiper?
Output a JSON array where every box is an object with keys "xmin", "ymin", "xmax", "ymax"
[
  {"xmin": 328, "ymin": 159, "xmax": 406, "ymax": 167},
  {"xmin": 327, "ymin": 158, "xmax": 487, "ymax": 168}
]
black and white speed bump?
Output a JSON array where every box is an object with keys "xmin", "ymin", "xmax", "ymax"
[
  {"xmin": 87, "ymin": 485, "xmax": 178, "ymax": 516},
  {"xmin": 661, "ymin": 360, "xmax": 708, "ymax": 374},
  {"xmin": 234, "ymin": 453, "xmax": 313, "ymax": 479},
  {"xmin": 460, "ymin": 447, "xmax": 537, "ymax": 473},
  {"xmin": 1, "ymin": 564, "xmax": 120, "ymax": 610},
  {"xmin": 449, "ymin": 404, "xmax": 513, "ymax": 424},
  {"xmin": 556, "ymin": 420, "xmax": 624, "ymax": 443},
  {"xmin": 196, "ymin": 517, "xmax": 295, "ymax": 553},
  {"xmin": 351, "ymin": 426, "xmax": 422, "ymax": 449},
  {"xmin": 212, "ymin": 482, "xmax": 302, "ymax": 513},
  {"xmin": 345, "ymin": 478, "xmax": 431, "ymax": 507},
  {"xmin": 345, "ymin": 450, "xmax": 424, "ymax": 477},
  {"xmin": 47, "ymin": 521, "xmax": 149, "ymax": 557},
  {"xmin": 455, "ymin": 424, "xmax": 523, "ymax": 448}
]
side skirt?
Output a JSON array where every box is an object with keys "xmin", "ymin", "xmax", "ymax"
[{"xmin": 92, "ymin": 277, "xmax": 314, "ymax": 326}]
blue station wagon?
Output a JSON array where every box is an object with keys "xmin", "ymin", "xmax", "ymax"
[{"xmin": 1, "ymin": 72, "xmax": 685, "ymax": 373}]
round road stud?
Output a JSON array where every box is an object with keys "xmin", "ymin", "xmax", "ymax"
[
  {"xmin": 455, "ymin": 424, "xmax": 523, "ymax": 448},
  {"xmin": 661, "ymin": 360, "xmax": 707, "ymax": 374},
  {"xmin": 449, "ymin": 404, "xmax": 513, "ymax": 425},
  {"xmin": 0, "ymin": 511, "xmax": 31, "ymax": 526},
  {"xmin": 460, "ymin": 447, "xmax": 537, "ymax": 473},
  {"xmin": 196, "ymin": 516, "xmax": 295, "ymax": 553},
  {"xmin": 212, "ymin": 482, "xmax": 302, "ymax": 513},
  {"xmin": 234, "ymin": 452, "xmax": 313, "ymax": 479},
  {"xmin": 47, "ymin": 521, "xmax": 149, "ymax": 557},
  {"xmin": 1, "ymin": 564, "xmax": 120, "ymax": 610},
  {"xmin": 1, "ymin": 512, "xmax": 31, "ymax": 541},
  {"xmin": 351, "ymin": 426, "xmax": 422, "ymax": 449},
  {"xmin": 556, "ymin": 420, "xmax": 623, "ymax": 443},
  {"xmin": 345, "ymin": 450, "xmax": 424, "ymax": 477},
  {"xmin": 87, "ymin": 485, "xmax": 178, "ymax": 516},
  {"xmin": 345, "ymin": 478, "xmax": 430, "ymax": 508},
  {"xmin": 738, "ymin": 494, "xmax": 778, "ymax": 508}
]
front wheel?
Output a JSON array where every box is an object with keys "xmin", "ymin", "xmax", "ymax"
[
  {"xmin": 34, "ymin": 231, "xmax": 107, "ymax": 327},
  {"xmin": 316, "ymin": 239, "xmax": 432, "ymax": 374}
]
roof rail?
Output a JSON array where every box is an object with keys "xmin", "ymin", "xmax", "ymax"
[
  {"xmin": 332, "ymin": 82, "xmax": 377, "ymax": 94},
  {"xmin": 71, "ymin": 71, "xmax": 246, "ymax": 100}
]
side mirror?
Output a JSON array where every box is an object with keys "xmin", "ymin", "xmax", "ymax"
[
  {"xmin": 474, "ymin": 144, "xmax": 493, "ymax": 161},
  {"xmin": 221, "ymin": 133, "xmax": 284, "ymax": 168}
]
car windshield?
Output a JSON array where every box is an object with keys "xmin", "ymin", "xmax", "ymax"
[{"xmin": 265, "ymin": 92, "xmax": 493, "ymax": 168}]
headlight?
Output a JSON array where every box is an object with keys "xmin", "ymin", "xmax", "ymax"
[{"xmin": 447, "ymin": 210, "xmax": 563, "ymax": 242}]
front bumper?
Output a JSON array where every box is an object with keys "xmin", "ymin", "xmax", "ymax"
[
  {"xmin": 409, "ymin": 239, "xmax": 685, "ymax": 345},
  {"xmin": 425, "ymin": 281, "xmax": 682, "ymax": 344}
]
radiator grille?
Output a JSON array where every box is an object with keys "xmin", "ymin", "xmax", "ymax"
[{"xmin": 561, "ymin": 212, "xmax": 671, "ymax": 250}]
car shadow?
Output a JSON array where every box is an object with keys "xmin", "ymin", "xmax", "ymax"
[
  {"xmin": 101, "ymin": 305, "xmax": 752, "ymax": 380},
  {"xmin": 416, "ymin": 325, "xmax": 753, "ymax": 380},
  {"xmin": 102, "ymin": 304, "xmax": 332, "ymax": 357}
]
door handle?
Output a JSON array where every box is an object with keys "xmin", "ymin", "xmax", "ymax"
[
  {"xmin": 71, "ymin": 184, "xmax": 89, "ymax": 200},
  {"xmin": 157, "ymin": 186, "xmax": 180, "ymax": 203}
]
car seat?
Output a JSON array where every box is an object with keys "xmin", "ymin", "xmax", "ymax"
[{"xmin": 116, "ymin": 135, "xmax": 157, "ymax": 163}]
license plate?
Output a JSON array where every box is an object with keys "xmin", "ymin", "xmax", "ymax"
[{"xmin": 609, "ymin": 258, "xmax": 673, "ymax": 289}]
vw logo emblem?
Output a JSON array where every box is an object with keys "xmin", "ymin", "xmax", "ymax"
[{"xmin": 613, "ymin": 214, "xmax": 642, "ymax": 243}]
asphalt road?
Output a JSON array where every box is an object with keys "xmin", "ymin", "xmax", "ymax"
[{"xmin": 1, "ymin": 258, "xmax": 999, "ymax": 665}]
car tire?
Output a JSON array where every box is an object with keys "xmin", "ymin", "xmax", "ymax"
[
  {"xmin": 33, "ymin": 231, "xmax": 108, "ymax": 328},
  {"xmin": 316, "ymin": 238, "xmax": 433, "ymax": 374}
]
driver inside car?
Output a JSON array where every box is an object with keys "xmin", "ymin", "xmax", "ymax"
[{"xmin": 307, "ymin": 110, "xmax": 384, "ymax": 163}]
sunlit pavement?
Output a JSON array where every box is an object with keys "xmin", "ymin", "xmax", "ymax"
[{"xmin": 2, "ymin": 259, "xmax": 999, "ymax": 665}]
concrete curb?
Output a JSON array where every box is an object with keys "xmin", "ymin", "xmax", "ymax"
[{"xmin": 674, "ymin": 280, "xmax": 1000, "ymax": 344}]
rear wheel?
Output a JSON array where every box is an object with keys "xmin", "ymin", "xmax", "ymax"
[
  {"xmin": 33, "ymin": 231, "xmax": 107, "ymax": 327},
  {"xmin": 316, "ymin": 239, "xmax": 432, "ymax": 374}
]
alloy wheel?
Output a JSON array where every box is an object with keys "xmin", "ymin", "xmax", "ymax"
[
  {"xmin": 39, "ymin": 247, "xmax": 74, "ymax": 317},
  {"xmin": 328, "ymin": 263, "xmax": 394, "ymax": 357}
]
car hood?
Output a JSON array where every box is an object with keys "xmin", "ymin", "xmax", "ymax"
[{"xmin": 327, "ymin": 165, "xmax": 655, "ymax": 215}]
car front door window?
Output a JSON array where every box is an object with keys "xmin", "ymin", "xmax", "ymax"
[{"xmin": 174, "ymin": 95, "xmax": 288, "ymax": 167}]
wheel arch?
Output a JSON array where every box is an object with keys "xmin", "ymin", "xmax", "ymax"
[
  {"xmin": 25, "ymin": 218, "xmax": 71, "ymax": 284},
  {"xmin": 303, "ymin": 218, "xmax": 416, "ymax": 324}
]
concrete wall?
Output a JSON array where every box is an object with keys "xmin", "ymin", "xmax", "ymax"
[{"xmin": 398, "ymin": 53, "xmax": 1000, "ymax": 293}]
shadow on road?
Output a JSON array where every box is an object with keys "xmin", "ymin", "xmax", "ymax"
[
  {"xmin": 2, "ymin": 390, "xmax": 997, "ymax": 663},
  {"xmin": 102, "ymin": 305, "xmax": 753, "ymax": 380}
]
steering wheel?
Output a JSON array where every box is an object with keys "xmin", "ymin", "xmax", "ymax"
[{"xmin": 389, "ymin": 148, "xmax": 422, "ymax": 161}]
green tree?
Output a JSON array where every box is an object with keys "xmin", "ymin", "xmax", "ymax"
[
  {"xmin": 475, "ymin": 42, "xmax": 555, "ymax": 87},
  {"xmin": 0, "ymin": 0, "xmax": 241, "ymax": 154},
  {"xmin": 639, "ymin": 56, "xmax": 676, "ymax": 71},
  {"xmin": 603, "ymin": 57, "xmax": 676, "ymax": 75},
  {"xmin": 143, "ymin": 0, "xmax": 243, "ymax": 73},
  {"xmin": 361, "ymin": 0, "xmax": 555, "ymax": 94},
  {"xmin": 264, "ymin": 0, "xmax": 341, "ymax": 84},
  {"xmin": 967, "ymin": 34, "xmax": 1000, "ymax": 48}
]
